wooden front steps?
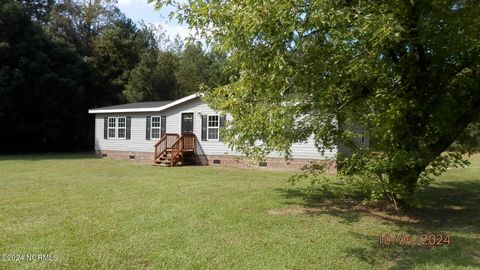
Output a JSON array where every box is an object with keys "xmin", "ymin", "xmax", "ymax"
[{"xmin": 153, "ymin": 134, "xmax": 196, "ymax": 167}]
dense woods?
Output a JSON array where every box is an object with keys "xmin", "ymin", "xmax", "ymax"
[{"xmin": 0, "ymin": 0, "xmax": 227, "ymax": 152}]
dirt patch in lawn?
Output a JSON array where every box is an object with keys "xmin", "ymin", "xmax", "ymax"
[
  {"xmin": 473, "ymin": 251, "xmax": 480, "ymax": 259},
  {"xmin": 266, "ymin": 199, "xmax": 420, "ymax": 224},
  {"xmin": 266, "ymin": 206, "xmax": 308, "ymax": 216}
]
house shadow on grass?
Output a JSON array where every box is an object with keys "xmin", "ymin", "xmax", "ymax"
[{"xmin": 274, "ymin": 178, "xmax": 480, "ymax": 269}]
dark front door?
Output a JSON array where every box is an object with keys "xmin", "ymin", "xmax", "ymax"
[{"xmin": 181, "ymin": 113, "xmax": 194, "ymax": 134}]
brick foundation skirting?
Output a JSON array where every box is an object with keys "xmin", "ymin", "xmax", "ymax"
[
  {"xmin": 96, "ymin": 150, "xmax": 336, "ymax": 174},
  {"xmin": 96, "ymin": 150, "xmax": 153, "ymax": 162},
  {"xmin": 197, "ymin": 155, "xmax": 336, "ymax": 174}
]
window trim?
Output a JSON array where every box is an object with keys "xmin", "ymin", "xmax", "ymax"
[
  {"xmin": 107, "ymin": 117, "xmax": 127, "ymax": 140},
  {"xmin": 150, "ymin": 116, "xmax": 162, "ymax": 140},
  {"xmin": 117, "ymin": 117, "xmax": 126, "ymax": 140},
  {"xmin": 206, "ymin": 114, "xmax": 220, "ymax": 141},
  {"xmin": 107, "ymin": 117, "xmax": 117, "ymax": 139}
]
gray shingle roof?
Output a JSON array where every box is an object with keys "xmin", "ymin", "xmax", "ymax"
[
  {"xmin": 88, "ymin": 94, "xmax": 200, "ymax": 113},
  {"xmin": 90, "ymin": 101, "xmax": 174, "ymax": 111}
]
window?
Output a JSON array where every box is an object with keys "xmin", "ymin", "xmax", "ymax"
[
  {"xmin": 207, "ymin": 114, "xmax": 219, "ymax": 140},
  {"xmin": 151, "ymin": 116, "xmax": 161, "ymax": 139},
  {"xmin": 107, "ymin": 117, "xmax": 127, "ymax": 139},
  {"xmin": 108, "ymin": 117, "xmax": 116, "ymax": 139},
  {"xmin": 117, "ymin": 117, "xmax": 126, "ymax": 139}
]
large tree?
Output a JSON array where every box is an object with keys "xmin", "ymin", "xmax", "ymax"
[
  {"xmin": 123, "ymin": 51, "xmax": 178, "ymax": 102},
  {"xmin": 48, "ymin": 0, "xmax": 122, "ymax": 56},
  {"xmin": 155, "ymin": 0, "xmax": 480, "ymax": 205},
  {"xmin": 123, "ymin": 42, "xmax": 229, "ymax": 102},
  {"xmin": 22, "ymin": 0, "xmax": 55, "ymax": 23},
  {"xmin": 92, "ymin": 20, "xmax": 160, "ymax": 104},
  {"xmin": 175, "ymin": 42, "xmax": 230, "ymax": 98},
  {"xmin": 175, "ymin": 42, "xmax": 215, "ymax": 97}
]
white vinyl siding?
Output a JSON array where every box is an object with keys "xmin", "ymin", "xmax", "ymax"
[{"xmin": 94, "ymin": 97, "xmax": 337, "ymax": 160}]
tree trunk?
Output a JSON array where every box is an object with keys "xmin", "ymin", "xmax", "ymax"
[{"xmin": 388, "ymin": 164, "xmax": 427, "ymax": 206}]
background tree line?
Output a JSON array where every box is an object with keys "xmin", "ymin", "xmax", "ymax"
[{"xmin": 0, "ymin": 0, "xmax": 228, "ymax": 152}]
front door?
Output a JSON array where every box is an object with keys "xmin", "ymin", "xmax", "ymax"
[{"xmin": 181, "ymin": 113, "xmax": 194, "ymax": 134}]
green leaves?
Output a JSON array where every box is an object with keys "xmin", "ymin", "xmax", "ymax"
[
  {"xmin": 155, "ymin": 0, "xmax": 480, "ymax": 205},
  {"xmin": 0, "ymin": 0, "xmax": 95, "ymax": 151}
]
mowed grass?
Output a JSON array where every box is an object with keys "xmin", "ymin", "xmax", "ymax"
[{"xmin": 0, "ymin": 154, "xmax": 479, "ymax": 269}]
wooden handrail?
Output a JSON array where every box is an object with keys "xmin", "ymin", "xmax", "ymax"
[
  {"xmin": 170, "ymin": 134, "xmax": 196, "ymax": 166},
  {"xmin": 153, "ymin": 135, "xmax": 166, "ymax": 164},
  {"xmin": 153, "ymin": 133, "xmax": 179, "ymax": 163},
  {"xmin": 154, "ymin": 133, "xmax": 178, "ymax": 147},
  {"xmin": 153, "ymin": 133, "xmax": 196, "ymax": 166},
  {"xmin": 170, "ymin": 135, "xmax": 183, "ymax": 166}
]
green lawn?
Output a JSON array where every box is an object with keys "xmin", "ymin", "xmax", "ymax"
[{"xmin": 0, "ymin": 154, "xmax": 479, "ymax": 269}]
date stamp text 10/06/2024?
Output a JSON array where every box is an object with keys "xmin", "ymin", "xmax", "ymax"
[{"xmin": 379, "ymin": 233, "xmax": 452, "ymax": 247}]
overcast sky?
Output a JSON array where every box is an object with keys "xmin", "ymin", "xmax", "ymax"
[{"xmin": 117, "ymin": 0, "xmax": 191, "ymax": 41}]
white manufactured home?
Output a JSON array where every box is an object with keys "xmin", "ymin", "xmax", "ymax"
[{"xmin": 88, "ymin": 94, "xmax": 358, "ymax": 170}]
